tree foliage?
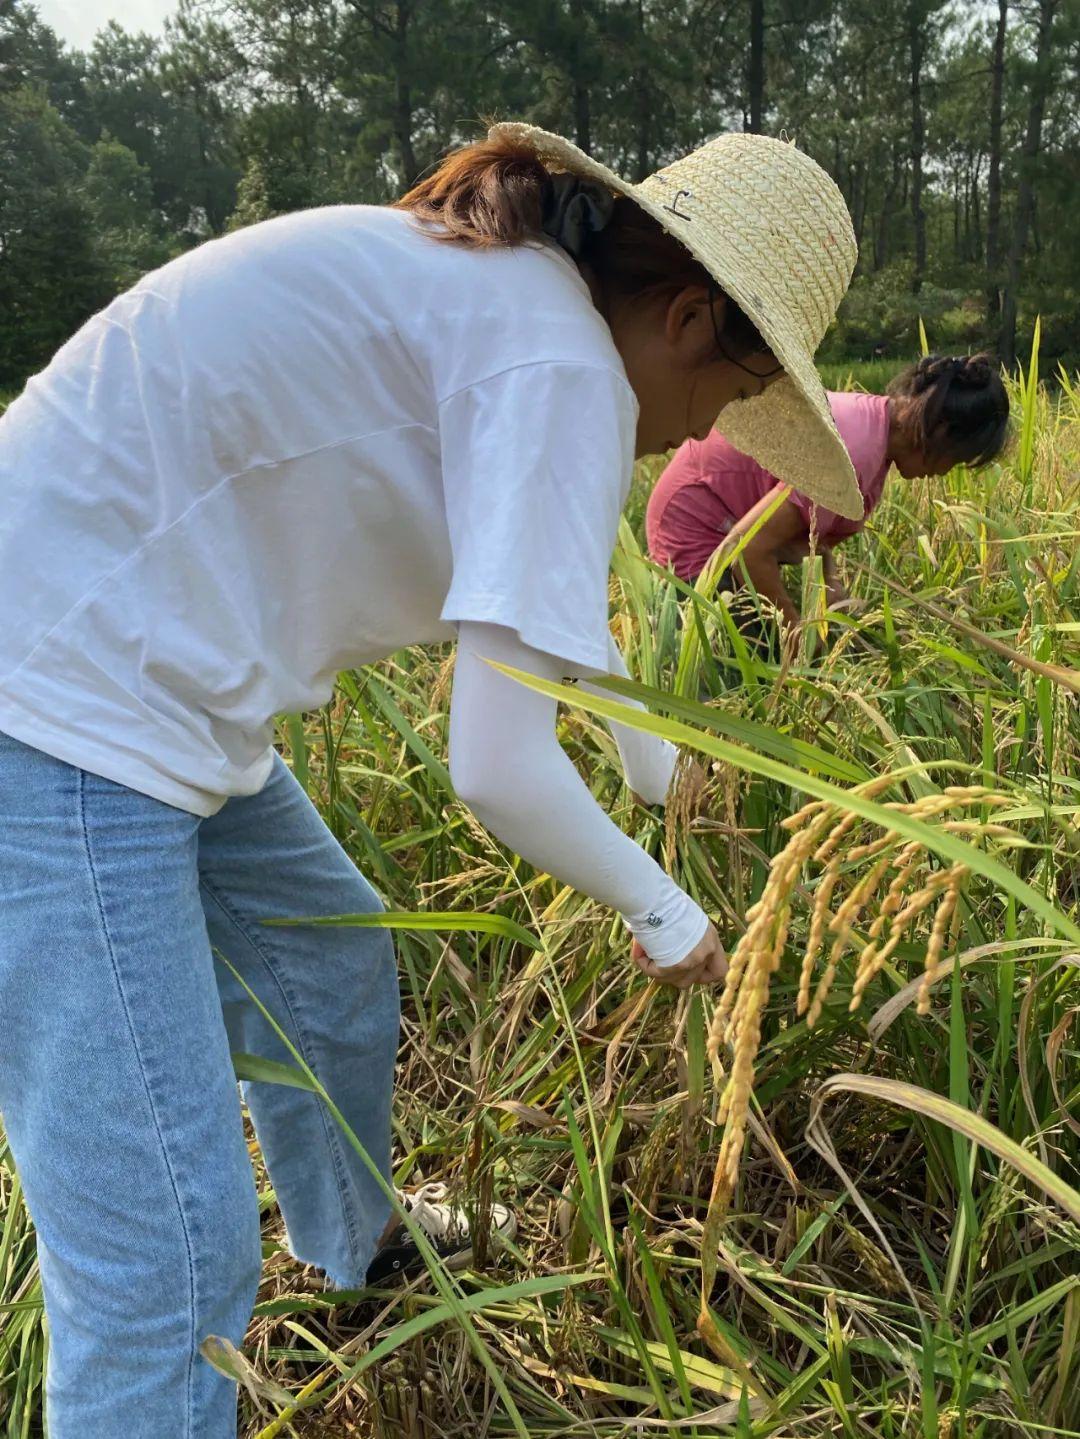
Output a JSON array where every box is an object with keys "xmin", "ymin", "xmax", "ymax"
[{"xmin": 1, "ymin": 0, "xmax": 1078, "ymax": 389}]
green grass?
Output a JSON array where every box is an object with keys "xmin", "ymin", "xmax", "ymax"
[
  {"xmin": 2, "ymin": 348, "xmax": 1079, "ymax": 1436},
  {"xmin": 817, "ymin": 358, "xmax": 899, "ymax": 393}
]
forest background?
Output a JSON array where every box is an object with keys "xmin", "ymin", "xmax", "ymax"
[{"xmin": 1, "ymin": 0, "xmax": 1079, "ymax": 395}]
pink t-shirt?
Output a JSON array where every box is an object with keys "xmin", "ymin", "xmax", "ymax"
[{"xmin": 646, "ymin": 390, "xmax": 891, "ymax": 581}]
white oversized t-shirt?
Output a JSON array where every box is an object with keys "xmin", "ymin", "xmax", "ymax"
[{"xmin": 0, "ymin": 205, "xmax": 639, "ymax": 816}]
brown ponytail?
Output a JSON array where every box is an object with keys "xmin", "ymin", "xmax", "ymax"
[
  {"xmin": 393, "ymin": 132, "xmax": 768, "ymax": 362},
  {"xmin": 391, "ymin": 133, "xmax": 549, "ymax": 247},
  {"xmin": 887, "ymin": 353, "xmax": 1010, "ymax": 468}
]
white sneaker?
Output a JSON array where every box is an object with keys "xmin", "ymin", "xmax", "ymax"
[{"xmin": 365, "ymin": 1182, "xmax": 517, "ymax": 1283}]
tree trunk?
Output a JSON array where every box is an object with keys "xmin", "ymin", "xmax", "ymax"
[
  {"xmin": 747, "ymin": 0, "xmax": 765, "ymax": 133},
  {"xmin": 908, "ymin": 1, "xmax": 926, "ymax": 293},
  {"xmin": 1000, "ymin": 0, "xmax": 1058, "ymax": 367},
  {"xmin": 634, "ymin": 0, "xmax": 650, "ymax": 179},
  {"xmin": 286, "ymin": 8, "xmax": 314, "ymax": 172},
  {"xmin": 985, "ymin": 0, "xmax": 1007, "ymax": 330},
  {"xmin": 963, "ymin": 157, "xmax": 971, "ymax": 261},
  {"xmin": 569, "ymin": 0, "xmax": 592, "ymax": 153},
  {"xmin": 393, "ymin": 1, "xmax": 419, "ymax": 188},
  {"xmin": 851, "ymin": 159, "xmax": 868, "ymax": 251},
  {"xmin": 875, "ymin": 151, "xmax": 902, "ymax": 271}
]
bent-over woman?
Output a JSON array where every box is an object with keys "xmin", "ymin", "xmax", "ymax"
[
  {"xmin": 0, "ymin": 122, "xmax": 859, "ymax": 1435},
  {"xmin": 647, "ymin": 353, "xmax": 1009, "ymax": 627}
]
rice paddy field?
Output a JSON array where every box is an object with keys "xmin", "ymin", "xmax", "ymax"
[{"xmin": 2, "ymin": 347, "xmax": 1079, "ymax": 1437}]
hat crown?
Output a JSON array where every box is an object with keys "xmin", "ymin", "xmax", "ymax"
[
  {"xmin": 484, "ymin": 119, "xmax": 864, "ymax": 519},
  {"xmin": 636, "ymin": 133, "xmax": 855, "ymax": 353}
]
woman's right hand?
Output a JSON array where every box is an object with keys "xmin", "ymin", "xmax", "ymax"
[{"xmin": 631, "ymin": 921, "xmax": 727, "ymax": 989}]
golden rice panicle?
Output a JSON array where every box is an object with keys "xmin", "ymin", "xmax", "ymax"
[
  {"xmin": 941, "ymin": 784, "xmax": 1007, "ymax": 801},
  {"xmin": 718, "ymin": 853, "xmax": 794, "ymax": 1048},
  {"xmin": 664, "ymin": 747, "xmax": 708, "ymax": 864},
  {"xmin": 713, "ymin": 804, "xmax": 830, "ymax": 1049},
  {"xmin": 715, "ymin": 817, "xmax": 826, "ymax": 1196},
  {"xmin": 843, "ymin": 1221, "xmax": 906, "ymax": 1295},
  {"xmin": 889, "ymin": 863, "xmax": 960, "ymax": 930},
  {"xmin": 850, "ymin": 839, "xmax": 925, "ymax": 1009},
  {"xmin": 788, "ymin": 804, "xmax": 865, "ymax": 1020},
  {"xmin": 829, "ymin": 841, "xmax": 898, "ymax": 932},
  {"xmin": 854, "ymin": 772, "xmax": 905, "ymax": 802},
  {"xmin": 780, "ymin": 797, "xmax": 830, "ymax": 833},
  {"xmin": 715, "ymin": 940, "xmax": 771, "ymax": 1196},
  {"xmin": 716, "ymin": 931, "xmax": 769, "ymax": 1119},
  {"xmin": 916, "ymin": 865, "xmax": 966, "ymax": 1014},
  {"xmin": 430, "ymin": 649, "xmax": 457, "ymax": 712},
  {"xmin": 709, "ymin": 900, "xmax": 760, "ymax": 1060},
  {"xmin": 806, "ymin": 847, "xmax": 895, "ymax": 1028},
  {"xmin": 795, "ymin": 805, "xmax": 896, "ymax": 1017},
  {"xmin": 812, "ymin": 808, "xmax": 862, "ymax": 866},
  {"xmin": 711, "ymin": 808, "xmax": 826, "ymax": 1191},
  {"xmin": 846, "ymin": 828, "xmax": 899, "ymax": 864},
  {"xmin": 799, "ymin": 854, "xmax": 841, "ymax": 1016},
  {"xmin": 867, "ymin": 839, "xmax": 925, "ymax": 944},
  {"xmin": 942, "ymin": 819, "xmax": 1021, "ymax": 839},
  {"xmin": 710, "ymin": 781, "xmax": 993, "ymax": 1215},
  {"xmin": 846, "ymin": 863, "xmax": 964, "ymax": 1011}
]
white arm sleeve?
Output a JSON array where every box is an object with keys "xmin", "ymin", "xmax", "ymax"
[
  {"xmin": 578, "ymin": 633, "xmax": 678, "ymax": 807},
  {"xmin": 448, "ymin": 622, "xmax": 709, "ymax": 966}
]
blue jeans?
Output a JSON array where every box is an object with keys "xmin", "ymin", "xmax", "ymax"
[{"xmin": 0, "ymin": 729, "xmax": 400, "ymax": 1437}]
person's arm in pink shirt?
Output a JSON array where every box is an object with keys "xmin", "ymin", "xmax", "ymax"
[
  {"xmin": 723, "ymin": 485, "xmax": 863, "ymax": 627},
  {"xmin": 720, "ymin": 483, "xmax": 813, "ymax": 629}
]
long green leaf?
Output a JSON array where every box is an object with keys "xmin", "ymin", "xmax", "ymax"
[
  {"xmin": 262, "ymin": 908, "xmax": 541, "ymax": 949},
  {"xmin": 340, "ymin": 1272, "xmax": 597, "ymax": 1379},
  {"xmin": 809, "ymin": 1075, "xmax": 1080, "ymax": 1225},
  {"xmin": 489, "ymin": 662, "xmax": 1080, "ymax": 943},
  {"xmin": 595, "ymin": 673, "xmax": 870, "ymax": 782},
  {"xmin": 232, "ymin": 1052, "xmax": 320, "ymax": 1091}
]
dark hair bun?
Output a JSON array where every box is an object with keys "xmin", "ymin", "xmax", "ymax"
[
  {"xmin": 912, "ymin": 352, "xmax": 995, "ymax": 393},
  {"xmin": 954, "ymin": 353, "xmax": 994, "ymax": 389}
]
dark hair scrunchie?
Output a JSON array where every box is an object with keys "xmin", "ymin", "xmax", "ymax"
[
  {"xmin": 540, "ymin": 172, "xmax": 616, "ymax": 259},
  {"xmin": 913, "ymin": 353, "xmax": 964, "ymax": 393},
  {"xmin": 913, "ymin": 353, "xmax": 996, "ymax": 396},
  {"xmin": 953, "ymin": 354, "xmax": 993, "ymax": 389}
]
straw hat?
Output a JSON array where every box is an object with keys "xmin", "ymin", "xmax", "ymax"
[{"xmin": 488, "ymin": 121, "xmax": 863, "ymax": 520}]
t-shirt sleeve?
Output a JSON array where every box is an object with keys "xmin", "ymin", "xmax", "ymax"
[
  {"xmin": 437, "ymin": 362, "xmax": 639, "ymax": 672},
  {"xmin": 653, "ymin": 480, "xmax": 740, "ymax": 580}
]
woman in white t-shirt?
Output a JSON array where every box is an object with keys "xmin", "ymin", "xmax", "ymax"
[{"xmin": 0, "ymin": 121, "xmax": 859, "ymax": 1435}]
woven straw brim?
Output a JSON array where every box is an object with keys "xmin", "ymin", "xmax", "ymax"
[{"xmin": 489, "ymin": 122, "xmax": 863, "ymax": 521}]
